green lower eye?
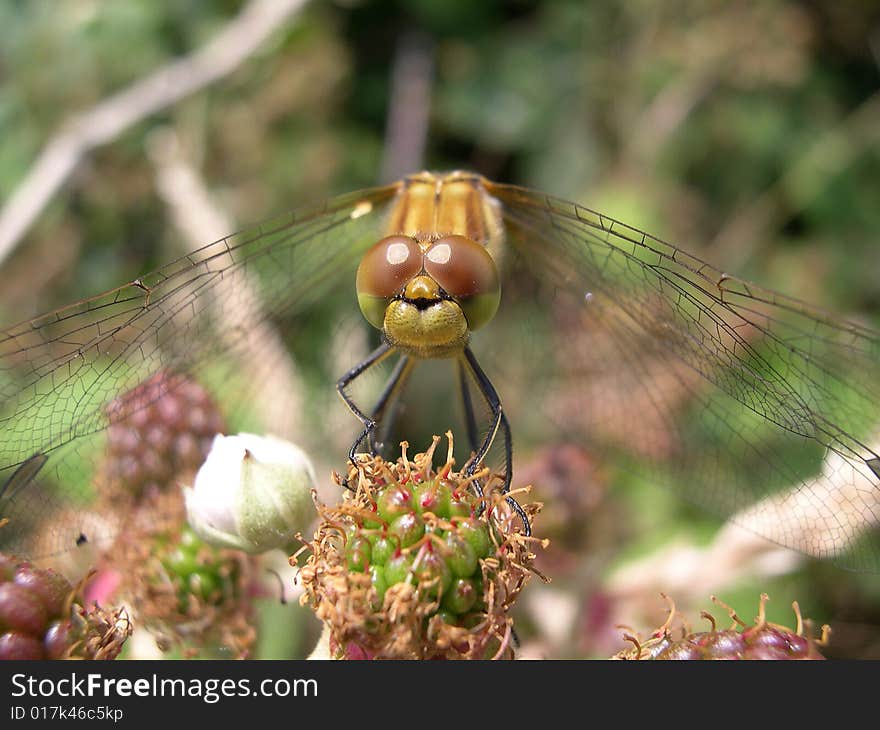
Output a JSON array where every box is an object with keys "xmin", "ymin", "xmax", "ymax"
[
  {"xmin": 459, "ymin": 291, "xmax": 501, "ymax": 331},
  {"xmin": 358, "ymin": 294, "xmax": 388, "ymax": 329}
]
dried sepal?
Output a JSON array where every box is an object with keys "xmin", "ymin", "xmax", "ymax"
[
  {"xmin": 60, "ymin": 602, "xmax": 132, "ymax": 660},
  {"xmin": 614, "ymin": 593, "xmax": 829, "ymax": 660}
]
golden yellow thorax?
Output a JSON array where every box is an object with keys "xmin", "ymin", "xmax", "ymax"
[{"xmin": 386, "ymin": 171, "xmax": 502, "ymax": 247}]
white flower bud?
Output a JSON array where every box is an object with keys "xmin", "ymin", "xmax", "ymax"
[{"xmin": 184, "ymin": 433, "xmax": 316, "ymax": 553}]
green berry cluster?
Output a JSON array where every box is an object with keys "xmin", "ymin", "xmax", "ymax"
[
  {"xmin": 105, "ymin": 485, "xmax": 256, "ymax": 657},
  {"xmin": 158, "ymin": 526, "xmax": 241, "ymax": 613},
  {"xmin": 300, "ymin": 435, "xmax": 541, "ymax": 660},
  {"xmin": 344, "ymin": 475, "xmax": 495, "ymax": 624}
]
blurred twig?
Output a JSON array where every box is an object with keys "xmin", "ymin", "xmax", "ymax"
[
  {"xmin": 623, "ymin": 70, "xmax": 717, "ymax": 168},
  {"xmin": 147, "ymin": 127, "xmax": 305, "ymax": 442},
  {"xmin": 380, "ymin": 31, "xmax": 434, "ymax": 183},
  {"xmin": 0, "ymin": 0, "xmax": 308, "ymax": 267}
]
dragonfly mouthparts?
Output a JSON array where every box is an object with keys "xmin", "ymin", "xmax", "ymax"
[{"xmin": 401, "ymin": 295, "xmax": 445, "ymax": 310}]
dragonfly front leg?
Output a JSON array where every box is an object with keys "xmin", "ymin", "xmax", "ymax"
[
  {"xmin": 370, "ymin": 355, "xmax": 415, "ymax": 457},
  {"xmin": 337, "ymin": 342, "xmax": 395, "ymax": 468},
  {"xmin": 457, "ymin": 358, "xmax": 480, "ymax": 456},
  {"xmin": 459, "ymin": 347, "xmax": 530, "ymax": 536},
  {"xmin": 337, "ymin": 342, "xmax": 416, "ymax": 487},
  {"xmin": 456, "ymin": 357, "xmax": 486, "ymax": 505}
]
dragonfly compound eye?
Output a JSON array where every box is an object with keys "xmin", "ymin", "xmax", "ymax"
[
  {"xmin": 424, "ymin": 235, "xmax": 500, "ymax": 331},
  {"xmin": 356, "ymin": 235, "xmax": 423, "ymax": 328}
]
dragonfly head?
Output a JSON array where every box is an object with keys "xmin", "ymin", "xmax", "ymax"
[{"xmin": 356, "ymin": 234, "xmax": 501, "ymax": 359}]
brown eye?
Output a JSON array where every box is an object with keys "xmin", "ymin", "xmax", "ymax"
[
  {"xmin": 356, "ymin": 236, "xmax": 422, "ymax": 298},
  {"xmin": 356, "ymin": 236, "xmax": 422, "ymax": 329},
  {"xmin": 424, "ymin": 235, "xmax": 500, "ymax": 330}
]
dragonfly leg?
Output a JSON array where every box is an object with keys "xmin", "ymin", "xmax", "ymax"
[
  {"xmin": 456, "ymin": 358, "xmax": 484, "ymax": 504},
  {"xmin": 371, "ymin": 355, "xmax": 416, "ymax": 457},
  {"xmin": 337, "ymin": 342, "xmax": 396, "ymax": 474},
  {"xmin": 457, "ymin": 359, "xmax": 480, "ymax": 455},
  {"xmin": 460, "ymin": 347, "xmax": 530, "ymax": 536}
]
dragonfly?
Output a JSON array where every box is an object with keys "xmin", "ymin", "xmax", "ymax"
[{"xmin": 1, "ymin": 170, "xmax": 879, "ymax": 572}]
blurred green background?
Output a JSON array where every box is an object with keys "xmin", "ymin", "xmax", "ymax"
[{"xmin": 1, "ymin": 0, "xmax": 879, "ymax": 658}]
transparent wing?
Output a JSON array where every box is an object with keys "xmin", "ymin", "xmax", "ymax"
[
  {"xmin": 0, "ymin": 183, "xmax": 397, "ymax": 561},
  {"xmin": 483, "ymin": 181, "xmax": 880, "ymax": 571},
  {"xmin": 5, "ymin": 174, "xmax": 880, "ymax": 575}
]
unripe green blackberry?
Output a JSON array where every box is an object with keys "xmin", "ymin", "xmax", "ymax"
[
  {"xmin": 345, "ymin": 535, "xmax": 372, "ymax": 573},
  {"xmin": 377, "ymin": 484, "xmax": 415, "ymax": 521},
  {"xmin": 389, "ymin": 511, "xmax": 425, "ymax": 547},
  {"xmin": 445, "ymin": 532, "xmax": 478, "ymax": 578},
  {"xmin": 103, "ymin": 370, "xmax": 225, "ymax": 502},
  {"xmin": 615, "ymin": 594, "xmax": 828, "ymax": 660},
  {"xmin": 384, "ymin": 550, "xmax": 415, "ymax": 586},
  {"xmin": 442, "ymin": 578, "xmax": 478, "ymax": 615},
  {"xmin": 298, "ymin": 433, "xmax": 545, "ymax": 660},
  {"xmin": 412, "ymin": 477, "xmax": 472, "ymax": 519},
  {"xmin": 158, "ymin": 526, "xmax": 243, "ymax": 613},
  {"xmin": 107, "ymin": 489, "xmax": 258, "ymax": 658},
  {"xmin": 0, "ymin": 554, "xmax": 130, "ymax": 660},
  {"xmin": 456, "ymin": 518, "xmax": 492, "ymax": 560},
  {"xmin": 369, "ymin": 566, "xmax": 388, "ymax": 610},
  {"xmin": 369, "ymin": 535, "xmax": 395, "ymax": 565}
]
